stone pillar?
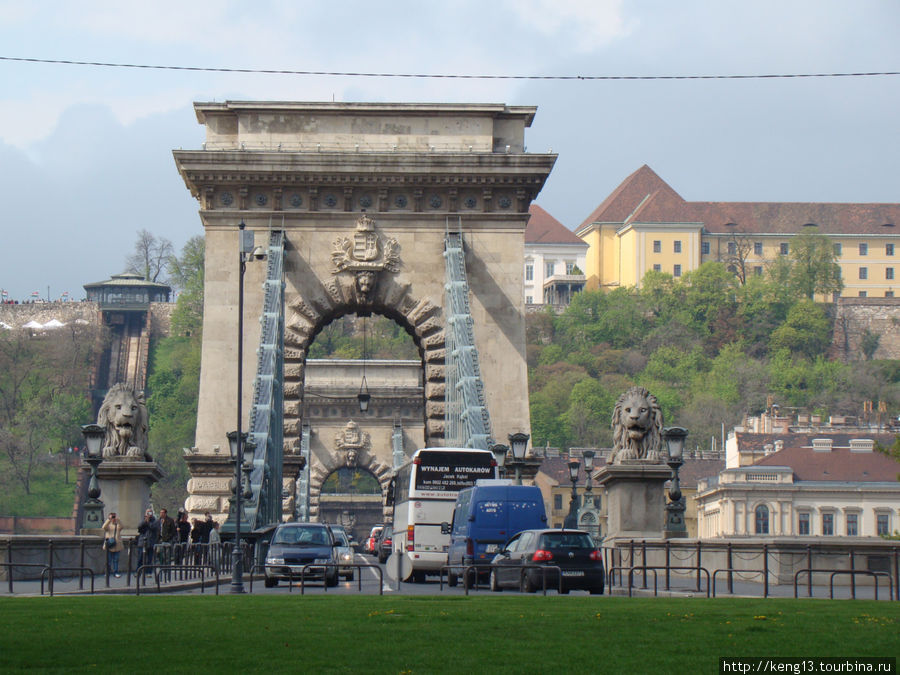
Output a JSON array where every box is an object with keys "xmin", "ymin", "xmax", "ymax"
[
  {"xmin": 93, "ymin": 461, "xmax": 164, "ymax": 535},
  {"xmin": 595, "ymin": 461, "xmax": 671, "ymax": 542}
]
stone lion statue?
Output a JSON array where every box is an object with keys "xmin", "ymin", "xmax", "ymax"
[
  {"xmin": 97, "ymin": 383, "xmax": 151, "ymax": 460},
  {"xmin": 607, "ymin": 386, "xmax": 664, "ymax": 465}
]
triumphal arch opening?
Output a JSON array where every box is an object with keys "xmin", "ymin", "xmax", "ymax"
[{"xmin": 174, "ymin": 102, "xmax": 555, "ymax": 538}]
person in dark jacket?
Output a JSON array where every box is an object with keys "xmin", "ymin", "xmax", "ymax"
[
  {"xmin": 157, "ymin": 508, "xmax": 177, "ymax": 577},
  {"xmin": 136, "ymin": 509, "xmax": 157, "ymax": 573}
]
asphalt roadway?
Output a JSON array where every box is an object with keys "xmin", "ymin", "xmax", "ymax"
[{"xmin": 2, "ymin": 552, "xmax": 895, "ymax": 600}]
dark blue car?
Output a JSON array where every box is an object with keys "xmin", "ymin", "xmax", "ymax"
[{"xmin": 264, "ymin": 523, "xmax": 340, "ymax": 587}]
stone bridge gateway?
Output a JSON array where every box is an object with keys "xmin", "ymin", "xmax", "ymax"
[{"xmin": 174, "ymin": 102, "xmax": 555, "ymax": 530}]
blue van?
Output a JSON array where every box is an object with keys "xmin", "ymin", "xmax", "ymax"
[{"xmin": 444, "ymin": 481, "xmax": 547, "ymax": 586}]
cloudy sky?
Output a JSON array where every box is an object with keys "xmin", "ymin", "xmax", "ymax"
[{"xmin": 0, "ymin": 1, "xmax": 897, "ymax": 301}]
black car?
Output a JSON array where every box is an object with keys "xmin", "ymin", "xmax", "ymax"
[
  {"xmin": 376, "ymin": 524, "xmax": 393, "ymax": 564},
  {"xmin": 264, "ymin": 522, "xmax": 340, "ymax": 588},
  {"xmin": 489, "ymin": 529, "xmax": 604, "ymax": 595}
]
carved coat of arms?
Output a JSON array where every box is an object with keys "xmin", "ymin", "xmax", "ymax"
[
  {"xmin": 334, "ymin": 420, "xmax": 371, "ymax": 468},
  {"xmin": 331, "ymin": 214, "xmax": 401, "ymax": 300}
]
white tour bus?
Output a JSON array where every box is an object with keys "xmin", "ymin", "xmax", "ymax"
[{"xmin": 387, "ymin": 447, "xmax": 497, "ymax": 582}]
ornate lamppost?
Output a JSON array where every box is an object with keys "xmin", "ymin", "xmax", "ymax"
[
  {"xmin": 664, "ymin": 427, "xmax": 689, "ymax": 538},
  {"xmin": 80, "ymin": 423, "xmax": 106, "ymax": 530},
  {"xmin": 490, "ymin": 443, "xmax": 508, "ymax": 479},
  {"xmin": 507, "ymin": 432, "xmax": 530, "ymax": 485},
  {"xmin": 563, "ymin": 456, "xmax": 580, "ymax": 529}
]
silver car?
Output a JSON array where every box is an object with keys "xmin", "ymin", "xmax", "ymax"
[{"xmin": 328, "ymin": 525, "xmax": 355, "ymax": 581}]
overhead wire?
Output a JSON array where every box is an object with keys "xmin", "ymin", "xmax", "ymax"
[{"xmin": 0, "ymin": 55, "xmax": 897, "ymax": 81}]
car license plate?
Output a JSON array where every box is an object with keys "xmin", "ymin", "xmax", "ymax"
[
  {"xmin": 562, "ymin": 570, "xmax": 584, "ymax": 577},
  {"xmin": 313, "ymin": 558, "xmax": 330, "ymax": 564},
  {"xmin": 485, "ymin": 544, "xmax": 498, "ymax": 553}
]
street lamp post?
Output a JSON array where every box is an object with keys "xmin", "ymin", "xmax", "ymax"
[
  {"xmin": 663, "ymin": 427, "xmax": 689, "ymax": 537},
  {"xmin": 228, "ymin": 222, "xmax": 267, "ymax": 594},
  {"xmin": 507, "ymin": 432, "xmax": 530, "ymax": 485},
  {"xmin": 80, "ymin": 424, "xmax": 106, "ymax": 529},
  {"xmin": 490, "ymin": 443, "xmax": 508, "ymax": 479},
  {"xmin": 563, "ymin": 456, "xmax": 580, "ymax": 529}
]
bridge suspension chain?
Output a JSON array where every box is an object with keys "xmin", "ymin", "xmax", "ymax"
[
  {"xmin": 443, "ymin": 228, "xmax": 492, "ymax": 450},
  {"xmin": 242, "ymin": 229, "xmax": 286, "ymax": 530}
]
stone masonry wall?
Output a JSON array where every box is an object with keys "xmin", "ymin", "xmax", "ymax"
[
  {"xmin": 0, "ymin": 302, "xmax": 99, "ymax": 329},
  {"xmin": 831, "ymin": 297, "xmax": 900, "ymax": 361}
]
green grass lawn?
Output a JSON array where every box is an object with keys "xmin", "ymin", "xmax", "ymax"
[{"xmin": 0, "ymin": 595, "xmax": 897, "ymax": 673}]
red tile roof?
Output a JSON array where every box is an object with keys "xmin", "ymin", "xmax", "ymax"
[
  {"xmin": 750, "ymin": 435, "xmax": 900, "ymax": 482},
  {"xmin": 526, "ymin": 204, "xmax": 587, "ymax": 245},
  {"xmin": 578, "ymin": 165, "xmax": 900, "ymax": 236}
]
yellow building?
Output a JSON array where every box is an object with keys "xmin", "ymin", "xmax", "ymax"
[{"xmin": 576, "ymin": 165, "xmax": 900, "ymax": 297}]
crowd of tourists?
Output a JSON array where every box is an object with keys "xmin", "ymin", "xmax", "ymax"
[{"xmin": 102, "ymin": 507, "xmax": 223, "ymax": 578}]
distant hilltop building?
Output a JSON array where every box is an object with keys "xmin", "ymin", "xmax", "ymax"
[
  {"xmin": 575, "ymin": 165, "xmax": 900, "ymax": 299},
  {"xmin": 524, "ymin": 204, "xmax": 587, "ymax": 308}
]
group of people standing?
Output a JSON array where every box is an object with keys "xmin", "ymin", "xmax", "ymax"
[{"xmin": 102, "ymin": 508, "xmax": 223, "ymax": 577}]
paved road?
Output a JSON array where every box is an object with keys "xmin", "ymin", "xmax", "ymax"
[{"xmin": 2, "ymin": 553, "xmax": 895, "ymax": 600}]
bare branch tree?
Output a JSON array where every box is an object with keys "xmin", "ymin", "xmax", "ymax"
[
  {"xmin": 125, "ymin": 229, "xmax": 174, "ymax": 283},
  {"xmin": 722, "ymin": 227, "xmax": 754, "ymax": 285}
]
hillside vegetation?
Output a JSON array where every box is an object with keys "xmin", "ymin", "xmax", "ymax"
[{"xmin": 527, "ymin": 262, "xmax": 899, "ymax": 451}]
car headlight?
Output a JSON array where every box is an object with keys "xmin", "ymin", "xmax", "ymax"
[
  {"xmin": 341, "ymin": 552, "xmax": 352, "ymax": 562},
  {"xmin": 266, "ymin": 556, "xmax": 284, "ymax": 565}
]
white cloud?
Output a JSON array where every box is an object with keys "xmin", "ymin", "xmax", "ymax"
[{"xmin": 502, "ymin": 0, "xmax": 631, "ymax": 53}]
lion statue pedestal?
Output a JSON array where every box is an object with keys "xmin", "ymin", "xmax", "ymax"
[
  {"xmin": 83, "ymin": 384, "xmax": 163, "ymax": 534},
  {"xmin": 595, "ymin": 461, "xmax": 672, "ymax": 541},
  {"xmin": 95, "ymin": 461, "xmax": 164, "ymax": 535},
  {"xmin": 596, "ymin": 386, "xmax": 672, "ymax": 541}
]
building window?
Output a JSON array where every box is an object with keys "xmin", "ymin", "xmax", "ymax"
[
  {"xmin": 859, "ymin": 243, "xmax": 868, "ymax": 256},
  {"xmin": 859, "ymin": 267, "xmax": 868, "ymax": 280},
  {"xmin": 525, "ymin": 296, "xmax": 533, "ymax": 304},
  {"xmin": 525, "ymin": 264, "xmax": 533, "ymax": 281},
  {"xmin": 754, "ymin": 266, "xmax": 763, "ymax": 276},
  {"xmin": 822, "ymin": 512, "xmax": 834, "ymax": 535},
  {"xmin": 553, "ymin": 494, "xmax": 562, "ymax": 511},
  {"xmin": 798, "ymin": 512, "xmax": 810, "ymax": 535},
  {"xmin": 886, "ymin": 291, "xmax": 895, "ymax": 298},
  {"xmin": 887, "ymin": 268, "xmax": 894, "ymax": 280},
  {"xmin": 754, "ymin": 242, "xmax": 763, "ymax": 255},
  {"xmin": 653, "ymin": 240, "xmax": 661, "ymax": 253},
  {"xmin": 674, "ymin": 241, "xmax": 682, "ymax": 253},
  {"xmin": 545, "ymin": 262, "xmax": 555, "ymax": 278},
  {"xmin": 877, "ymin": 513, "xmax": 890, "ymax": 536},
  {"xmin": 673, "ymin": 264, "xmax": 682, "ymax": 278},
  {"xmin": 834, "ymin": 243, "xmax": 842, "ymax": 256},
  {"xmin": 755, "ymin": 505, "xmax": 769, "ymax": 535},
  {"xmin": 846, "ymin": 513, "xmax": 858, "ymax": 536},
  {"xmin": 565, "ymin": 261, "xmax": 576, "ymax": 275},
  {"xmin": 780, "ymin": 243, "xmax": 789, "ymax": 255},
  {"xmin": 727, "ymin": 241, "xmax": 737, "ymax": 255},
  {"xmin": 859, "ymin": 291, "xmax": 867, "ymax": 297},
  {"xmin": 887, "ymin": 243, "xmax": 895, "ymax": 256},
  {"xmin": 653, "ymin": 264, "xmax": 661, "ymax": 272},
  {"xmin": 701, "ymin": 241, "xmax": 710, "ymax": 255}
]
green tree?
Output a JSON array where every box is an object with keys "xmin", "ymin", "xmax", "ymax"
[
  {"xmin": 788, "ymin": 227, "xmax": 843, "ymax": 300},
  {"xmin": 0, "ymin": 331, "xmax": 93, "ymax": 494},
  {"xmin": 769, "ymin": 300, "xmax": 832, "ymax": 359},
  {"xmin": 169, "ymin": 235, "xmax": 205, "ymax": 337},
  {"xmin": 146, "ymin": 336, "xmax": 201, "ymax": 507}
]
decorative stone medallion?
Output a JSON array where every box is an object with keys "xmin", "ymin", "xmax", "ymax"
[
  {"xmin": 331, "ymin": 214, "xmax": 401, "ymax": 301},
  {"xmin": 334, "ymin": 420, "xmax": 370, "ymax": 468}
]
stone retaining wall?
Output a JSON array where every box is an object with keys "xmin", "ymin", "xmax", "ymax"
[{"xmin": 832, "ymin": 297, "xmax": 900, "ymax": 361}]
